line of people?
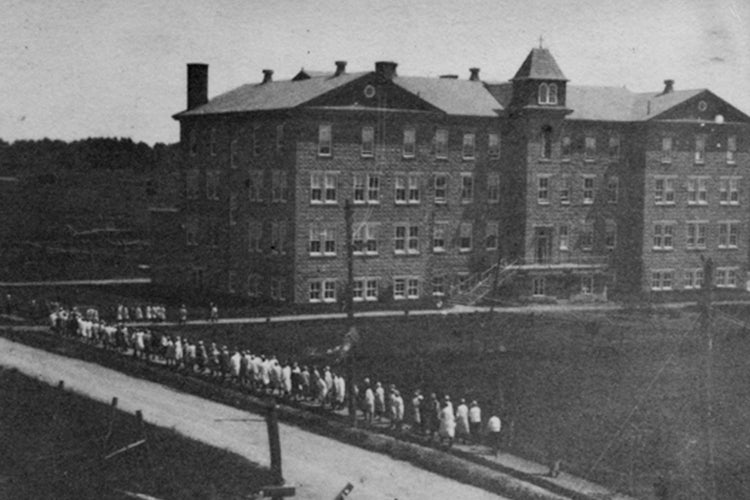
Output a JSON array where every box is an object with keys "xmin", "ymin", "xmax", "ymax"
[{"xmin": 49, "ymin": 305, "xmax": 504, "ymax": 455}]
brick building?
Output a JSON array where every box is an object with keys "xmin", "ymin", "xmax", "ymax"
[{"xmin": 152, "ymin": 48, "xmax": 750, "ymax": 304}]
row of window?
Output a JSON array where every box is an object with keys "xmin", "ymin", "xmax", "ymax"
[
  {"xmin": 659, "ymin": 135, "xmax": 738, "ymax": 164},
  {"xmin": 320, "ymin": 125, "xmax": 501, "ymax": 160},
  {"xmin": 189, "ymin": 124, "xmax": 285, "ymax": 160},
  {"xmin": 537, "ymin": 174, "xmax": 617, "ymax": 205},
  {"xmin": 651, "ymin": 221, "xmax": 741, "ymax": 250},
  {"xmin": 650, "ymin": 267, "xmax": 741, "ymax": 291},
  {"xmin": 310, "ymin": 276, "xmax": 448, "ymax": 303},
  {"xmin": 653, "ymin": 176, "xmax": 742, "ymax": 206},
  {"xmin": 540, "ymin": 129, "xmax": 621, "ymax": 161}
]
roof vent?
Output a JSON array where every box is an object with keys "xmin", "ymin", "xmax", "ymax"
[
  {"xmin": 662, "ymin": 79, "xmax": 674, "ymax": 94},
  {"xmin": 262, "ymin": 69, "xmax": 274, "ymax": 84},
  {"xmin": 375, "ymin": 61, "xmax": 398, "ymax": 80},
  {"xmin": 334, "ymin": 60, "xmax": 347, "ymax": 76},
  {"xmin": 439, "ymin": 74, "xmax": 458, "ymax": 79},
  {"xmin": 469, "ymin": 68, "xmax": 480, "ymax": 81}
]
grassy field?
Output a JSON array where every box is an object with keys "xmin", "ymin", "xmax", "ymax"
[
  {"xmin": 146, "ymin": 306, "xmax": 750, "ymax": 499},
  {"xmin": 0, "ymin": 367, "xmax": 274, "ymax": 499}
]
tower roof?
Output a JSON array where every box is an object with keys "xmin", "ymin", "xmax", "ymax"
[{"xmin": 512, "ymin": 48, "xmax": 567, "ymax": 81}]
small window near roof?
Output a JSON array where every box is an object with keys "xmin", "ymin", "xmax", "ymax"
[
  {"xmin": 548, "ymin": 84, "xmax": 558, "ymax": 105},
  {"xmin": 403, "ymin": 127, "xmax": 416, "ymax": 158},
  {"xmin": 538, "ymin": 83, "xmax": 549, "ymax": 105},
  {"xmin": 361, "ymin": 126, "xmax": 374, "ymax": 157},
  {"xmin": 462, "ymin": 133, "xmax": 475, "ymax": 160},
  {"xmin": 318, "ymin": 124, "xmax": 332, "ymax": 157}
]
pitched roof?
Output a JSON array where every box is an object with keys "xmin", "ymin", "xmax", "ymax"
[
  {"xmin": 631, "ymin": 88, "xmax": 706, "ymax": 120},
  {"xmin": 176, "ymin": 72, "xmax": 367, "ymax": 117},
  {"xmin": 393, "ymin": 77, "xmax": 502, "ymax": 116},
  {"xmin": 513, "ymin": 48, "xmax": 567, "ymax": 81},
  {"xmin": 566, "ymin": 86, "xmax": 706, "ymax": 121}
]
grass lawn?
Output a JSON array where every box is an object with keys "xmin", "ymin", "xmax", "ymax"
[
  {"xmin": 0, "ymin": 367, "xmax": 275, "ymax": 500},
  {"xmin": 149, "ymin": 306, "xmax": 750, "ymax": 499}
]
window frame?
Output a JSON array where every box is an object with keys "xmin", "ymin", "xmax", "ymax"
[
  {"xmin": 652, "ymin": 222, "xmax": 675, "ymax": 251},
  {"xmin": 318, "ymin": 124, "xmax": 332, "ymax": 157},
  {"xmin": 434, "ymin": 129, "xmax": 448, "ymax": 159},
  {"xmin": 459, "ymin": 222, "xmax": 472, "ymax": 252},
  {"xmin": 361, "ymin": 126, "xmax": 375, "ymax": 158},
  {"xmin": 488, "ymin": 133, "xmax": 500, "ymax": 159},
  {"xmin": 434, "ymin": 174, "xmax": 447, "ymax": 204},
  {"xmin": 460, "ymin": 173, "xmax": 473, "ymax": 204},
  {"xmin": 403, "ymin": 127, "xmax": 416, "ymax": 159},
  {"xmin": 537, "ymin": 175, "xmax": 550, "ymax": 205},
  {"xmin": 462, "ymin": 133, "xmax": 476, "ymax": 160},
  {"xmin": 686, "ymin": 221, "xmax": 708, "ymax": 250},
  {"xmin": 487, "ymin": 173, "xmax": 500, "ymax": 204},
  {"xmin": 582, "ymin": 175, "xmax": 595, "ymax": 205}
]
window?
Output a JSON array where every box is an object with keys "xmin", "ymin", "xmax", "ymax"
[
  {"xmin": 403, "ymin": 127, "xmax": 416, "ymax": 158},
  {"xmin": 318, "ymin": 124, "xmax": 332, "ymax": 156},
  {"xmin": 651, "ymin": 270, "xmax": 674, "ymax": 291},
  {"xmin": 462, "ymin": 133, "xmax": 476, "ymax": 160},
  {"xmin": 310, "ymin": 173, "xmax": 323, "ymax": 203},
  {"xmin": 559, "ymin": 175, "xmax": 570, "ymax": 205},
  {"xmin": 687, "ymin": 176, "xmax": 708, "ymax": 205},
  {"xmin": 584, "ymin": 135, "xmax": 596, "ymax": 160},
  {"xmin": 247, "ymin": 170, "xmax": 263, "ymax": 201},
  {"xmin": 408, "ymin": 226, "xmax": 419, "ymax": 253},
  {"xmin": 431, "ymin": 276, "xmax": 445, "ymax": 296},
  {"xmin": 695, "ymin": 134, "xmax": 706, "ymax": 164},
  {"xmin": 435, "ymin": 129, "xmax": 448, "ymax": 159},
  {"xmin": 727, "ymin": 135, "xmax": 737, "ymax": 164},
  {"xmin": 548, "ymin": 83, "xmax": 558, "ymax": 105},
  {"xmin": 206, "ymin": 170, "xmax": 220, "ymax": 200},
  {"xmin": 686, "ymin": 221, "xmax": 707, "ymax": 249},
  {"xmin": 271, "ymin": 170, "xmax": 288, "ymax": 202},
  {"xmin": 581, "ymin": 223, "xmax": 594, "ymax": 251},
  {"xmin": 353, "ymin": 222, "xmax": 379, "ymax": 255},
  {"xmin": 309, "ymin": 225, "xmax": 336, "ymax": 256},
  {"xmin": 605, "ymin": 220, "xmax": 616, "ymax": 249},
  {"xmin": 186, "ymin": 169, "xmax": 200, "ymax": 199},
  {"xmin": 716, "ymin": 267, "xmax": 739, "ymax": 288},
  {"xmin": 488, "ymin": 133, "xmax": 500, "ymax": 159},
  {"xmin": 485, "ymin": 221, "xmax": 498, "ymax": 250},
  {"xmin": 270, "ymin": 277, "xmax": 284, "ymax": 301},
  {"xmin": 352, "ymin": 279, "xmax": 364, "ymax": 302},
  {"xmin": 661, "ymin": 136, "xmax": 673, "ymax": 163},
  {"xmin": 229, "ymin": 193, "xmax": 238, "ymax": 226},
  {"xmin": 537, "ymin": 176, "xmax": 550, "ymax": 204},
  {"xmin": 719, "ymin": 177, "xmax": 740, "ymax": 205},
  {"xmin": 227, "ymin": 271, "xmax": 236, "ymax": 293},
  {"xmin": 718, "ymin": 221, "xmax": 740, "ymax": 249},
  {"xmin": 583, "ymin": 176, "xmax": 595, "ymax": 205},
  {"xmin": 684, "ymin": 269, "xmax": 704, "ymax": 290},
  {"xmin": 538, "ymin": 83, "xmax": 557, "ymax": 105},
  {"xmin": 434, "ymin": 174, "xmax": 447, "ymax": 204},
  {"xmin": 309, "ymin": 281, "xmax": 322, "ymax": 302},
  {"xmin": 189, "ymin": 129, "xmax": 198, "ymax": 156},
  {"xmin": 532, "ymin": 277, "xmax": 545, "ymax": 296},
  {"xmin": 561, "ymin": 136, "xmax": 571, "ymax": 160},
  {"xmin": 394, "ymin": 225, "xmax": 419, "ymax": 255},
  {"xmin": 276, "ymin": 124, "xmax": 284, "ymax": 152},
  {"xmin": 209, "ymin": 128, "xmax": 217, "ymax": 156},
  {"xmin": 559, "ymin": 225, "xmax": 569, "ymax": 250},
  {"xmin": 324, "ymin": 173, "xmax": 337, "ymax": 203},
  {"xmin": 606, "ymin": 176, "xmax": 618, "ymax": 204},
  {"xmin": 459, "ymin": 222, "xmax": 472, "ymax": 252},
  {"xmin": 366, "ymin": 279, "xmax": 378, "ymax": 301},
  {"xmin": 185, "ymin": 221, "xmax": 198, "ymax": 246},
  {"xmin": 394, "ymin": 277, "xmax": 419, "ymax": 299},
  {"xmin": 252, "ymin": 126, "xmax": 260, "ymax": 157},
  {"xmin": 247, "ymin": 274, "xmax": 261, "ymax": 298},
  {"xmin": 394, "ymin": 175, "xmax": 407, "ymax": 204},
  {"xmin": 310, "ymin": 279, "xmax": 337, "ymax": 302},
  {"xmin": 408, "ymin": 175, "xmax": 420, "ymax": 203},
  {"xmin": 356, "ymin": 174, "xmax": 379, "ymax": 203},
  {"xmin": 461, "ymin": 173, "xmax": 473, "ymax": 203},
  {"xmin": 608, "ymin": 134, "xmax": 620, "ymax": 159},
  {"xmin": 360, "ymin": 126, "xmax": 374, "ymax": 157},
  {"xmin": 581, "ymin": 275, "xmax": 594, "ymax": 294},
  {"xmin": 433, "ymin": 223, "xmax": 447, "ymax": 252},
  {"xmin": 270, "ymin": 221, "xmax": 286, "ymax": 254},
  {"xmin": 487, "ymin": 173, "xmax": 500, "ymax": 204},
  {"xmin": 248, "ymin": 220, "xmax": 263, "ymax": 252},
  {"xmin": 654, "ymin": 177, "xmax": 676, "ymax": 205},
  {"xmin": 653, "ymin": 222, "xmax": 675, "ymax": 250},
  {"xmin": 540, "ymin": 126, "xmax": 552, "ymax": 159},
  {"xmin": 230, "ymin": 138, "xmax": 240, "ymax": 168}
]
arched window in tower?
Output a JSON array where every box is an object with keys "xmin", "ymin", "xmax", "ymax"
[
  {"xmin": 538, "ymin": 83, "xmax": 549, "ymax": 105},
  {"xmin": 548, "ymin": 83, "xmax": 558, "ymax": 105},
  {"xmin": 541, "ymin": 125, "xmax": 553, "ymax": 159}
]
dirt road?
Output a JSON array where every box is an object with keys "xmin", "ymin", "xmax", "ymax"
[{"xmin": 0, "ymin": 337, "xmax": 508, "ymax": 499}]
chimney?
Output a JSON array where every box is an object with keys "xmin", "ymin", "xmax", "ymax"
[
  {"xmin": 262, "ymin": 69, "xmax": 274, "ymax": 84},
  {"xmin": 187, "ymin": 63, "xmax": 208, "ymax": 110},
  {"xmin": 663, "ymin": 79, "xmax": 674, "ymax": 94},
  {"xmin": 439, "ymin": 74, "xmax": 458, "ymax": 79},
  {"xmin": 375, "ymin": 61, "xmax": 398, "ymax": 80},
  {"xmin": 334, "ymin": 60, "xmax": 347, "ymax": 76},
  {"xmin": 469, "ymin": 67, "xmax": 480, "ymax": 81}
]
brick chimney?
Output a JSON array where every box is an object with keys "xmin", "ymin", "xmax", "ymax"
[
  {"xmin": 187, "ymin": 63, "xmax": 208, "ymax": 110},
  {"xmin": 262, "ymin": 69, "xmax": 274, "ymax": 84},
  {"xmin": 663, "ymin": 79, "xmax": 674, "ymax": 94},
  {"xmin": 375, "ymin": 61, "xmax": 398, "ymax": 80},
  {"xmin": 335, "ymin": 60, "xmax": 347, "ymax": 76},
  {"xmin": 469, "ymin": 67, "xmax": 480, "ymax": 81}
]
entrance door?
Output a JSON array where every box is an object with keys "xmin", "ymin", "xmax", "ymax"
[{"xmin": 534, "ymin": 227, "xmax": 552, "ymax": 264}]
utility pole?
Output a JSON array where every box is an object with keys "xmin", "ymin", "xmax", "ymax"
[
  {"xmin": 700, "ymin": 256, "xmax": 716, "ymax": 500},
  {"xmin": 344, "ymin": 199, "xmax": 357, "ymax": 427}
]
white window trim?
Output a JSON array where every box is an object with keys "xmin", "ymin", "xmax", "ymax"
[
  {"xmin": 537, "ymin": 175, "xmax": 551, "ymax": 205},
  {"xmin": 582, "ymin": 175, "xmax": 596, "ymax": 205},
  {"xmin": 650, "ymin": 269, "xmax": 675, "ymax": 291}
]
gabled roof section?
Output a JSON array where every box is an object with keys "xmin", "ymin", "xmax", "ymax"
[
  {"xmin": 393, "ymin": 77, "xmax": 502, "ymax": 116},
  {"xmin": 512, "ymin": 48, "xmax": 567, "ymax": 81},
  {"xmin": 175, "ymin": 72, "xmax": 368, "ymax": 117},
  {"xmin": 292, "ymin": 69, "xmax": 331, "ymax": 81},
  {"xmin": 631, "ymin": 89, "xmax": 707, "ymax": 120}
]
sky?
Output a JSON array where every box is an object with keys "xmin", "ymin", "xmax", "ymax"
[{"xmin": 2, "ymin": 0, "xmax": 749, "ymax": 145}]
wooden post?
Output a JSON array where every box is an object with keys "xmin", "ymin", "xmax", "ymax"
[
  {"xmin": 344, "ymin": 199, "xmax": 357, "ymax": 428},
  {"xmin": 266, "ymin": 403, "xmax": 283, "ymax": 488},
  {"xmin": 700, "ymin": 257, "xmax": 717, "ymax": 500}
]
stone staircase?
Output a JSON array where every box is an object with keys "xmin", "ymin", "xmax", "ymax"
[{"xmin": 449, "ymin": 261, "xmax": 518, "ymax": 306}]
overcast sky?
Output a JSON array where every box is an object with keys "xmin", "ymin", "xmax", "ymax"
[{"xmin": 2, "ymin": 0, "xmax": 748, "ymax": 145}]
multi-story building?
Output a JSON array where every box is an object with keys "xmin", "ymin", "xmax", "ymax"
[{"xmin": 151, "ymin": 48, "xmax": 750, "ymax": 304}]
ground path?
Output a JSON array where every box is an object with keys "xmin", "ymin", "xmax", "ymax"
[{"xmin": 0, "ymin": 337, "xmax": 512, "ymax": 500}]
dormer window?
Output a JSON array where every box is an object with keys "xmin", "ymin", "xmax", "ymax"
[{"xmin": 538, "ymin": 82, "xmax": 558, "ymax": 105}]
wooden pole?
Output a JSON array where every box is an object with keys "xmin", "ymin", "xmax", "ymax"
[
  {"xmin": 344, "ymin": 199, "xmax": 357, "ymax": 427},
  {"xmin": 266, "ymin": 403, "xmax": 283, "ymax": 488},
  {"xmin": 700, "ymin": 257, "xmax": 716, "ymax": 500}
]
